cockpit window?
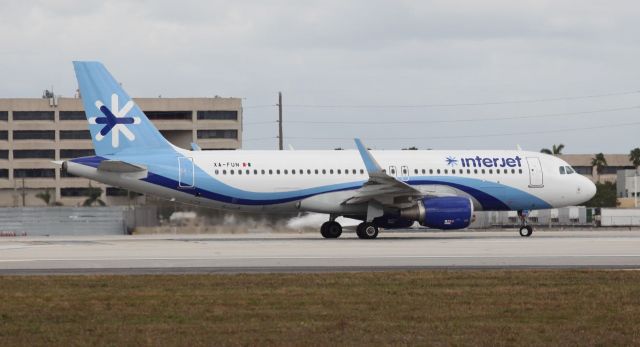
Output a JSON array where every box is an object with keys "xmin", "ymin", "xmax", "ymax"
[
  {"xmin": 565, "ymin": 166, "xmax": 575, "ymax": 174},
  {"xmin": 559, "ymin": 166, "xmax": 566, "ymax": 175}
]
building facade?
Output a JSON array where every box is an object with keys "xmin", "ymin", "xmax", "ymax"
[
  {"xmin": 0, "ymin": 97, "xmax": 242, "ymax": 207},
  {"xmin": 559, "ymin": 154, "xmax": 636, "ymax": 183}
]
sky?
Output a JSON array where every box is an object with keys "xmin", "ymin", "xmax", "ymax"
[{"xmin": 1, "ymin": 0, "xmax": 640, "ymax": 153}]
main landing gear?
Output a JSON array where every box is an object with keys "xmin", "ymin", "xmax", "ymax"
[
  {"xmin": 320, "ymin": 219, "xmax": 380, "ymax": 239},
  {"xmin": 356, "ymin": 222, "xmax": 378, "ymax": 239},
  {"xmin": 517, "ymin": 210, "xmax": 533, "ymax": 237},
  {"xmin": 320, "ymin": 220, "xmax": 342, "ymax": 238}
]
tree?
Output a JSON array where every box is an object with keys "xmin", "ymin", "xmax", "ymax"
[
  {"xmin": 629, "ymin": 148, "xmax": 640, "ymax": 173},
  {"xmin": 402, "ymin": 146, "xmax": 418, "ymax": 150},
  {"xmin": 83, "ymin": 186, "xmax": 106, "ymax": 207},
  {"xmin": 35, "ymin": 189, "xmax": 52, "ymax": 206},
  {"xmin": 35, "ymin": 189, "xmax": 63, "ymax": 206},
  {"xmin": 540, "ymin": 144, "xmax": 565, "ymax": 155},
  {"xmin": 591, "ymin": 153, "xmax": 608, "ymax": 183},
  {"xmin": 584, "ymin": 181, "xmax": 618, "ymax": 207}
]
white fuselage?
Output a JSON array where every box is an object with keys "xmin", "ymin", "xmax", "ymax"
[{"xmin": 67, "ymin": 148, "xmax": 596, "ymax": 217}]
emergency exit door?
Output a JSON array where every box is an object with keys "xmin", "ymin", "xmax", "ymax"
[{"xmin": 526, "ymin": 157, "xmax": 544, "ymax": 188}]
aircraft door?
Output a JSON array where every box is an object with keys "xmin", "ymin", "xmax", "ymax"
[
  {"xmin": 526, "ymin": 157, "xmax": 544, "ymax": 188},
  {"xmin": 178, "ymin": 157, "xmax": 194, "ymax": 188}
]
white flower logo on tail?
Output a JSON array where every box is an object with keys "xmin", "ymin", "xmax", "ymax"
[{"xmin": 88, "ymin": 93, "xmax": 141, "ymax": 148}]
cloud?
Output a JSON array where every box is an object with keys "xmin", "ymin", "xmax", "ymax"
[{"xmin": 1, "ymin": 1, "xmax": 640, "ymax": 152}]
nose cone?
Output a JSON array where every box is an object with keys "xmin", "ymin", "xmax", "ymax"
[{"xmin": 581, "ymin": 176, "xmax": 597, "ymax": 202}]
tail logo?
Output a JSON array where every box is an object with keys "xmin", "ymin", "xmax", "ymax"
[{"xmin": 88, "ymin": 93, "xmax": 141, "ymax": 148}]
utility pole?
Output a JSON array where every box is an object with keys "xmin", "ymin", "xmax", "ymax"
[
  {"xmin": 21, "ymin": 178, "xmax": 26, "ymax": 207},
  {"xmin": 277, "ymin": 92, "xmax": 283, "ymax": 150}
]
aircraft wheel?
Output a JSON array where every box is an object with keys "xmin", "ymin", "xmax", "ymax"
[
  {"xmin": 356, "ymin": 222, "xmax": 379, "ymax": 239},
  {"xmin": 519, "ymin": 225, "xmax": 533, "ymax": 237},
  {"xmin": 321, "ymin": 221, "xmax": 342, "ymax": 238}
]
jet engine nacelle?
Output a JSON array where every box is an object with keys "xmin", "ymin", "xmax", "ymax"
[{"xmin": 400, "ymin": 196, "xmax": 473, "ymax": 230}]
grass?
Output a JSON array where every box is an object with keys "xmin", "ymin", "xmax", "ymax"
[{"xmin": 0, "ymin": 271, "xmax": 639, "ymax": 346}]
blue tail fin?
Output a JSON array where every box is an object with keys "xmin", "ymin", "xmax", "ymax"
[{"xmin": 73, "ymin": 61, "xmax": 172, "ymax": 156}]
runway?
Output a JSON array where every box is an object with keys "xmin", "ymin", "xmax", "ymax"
[{"xmin": 1, "ymin": 230, "xmax": 640, "ymax": 274}]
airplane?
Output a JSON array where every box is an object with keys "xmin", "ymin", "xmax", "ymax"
[{"xmin": 61, "ymin": 61, "xmax": 597, "ymax": 239}]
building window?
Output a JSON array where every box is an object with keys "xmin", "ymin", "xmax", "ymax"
[
  {"xmin": 13, "ymin": 111, "xmax": 54, "ymax": 121},
  {"xmin": 13, "ymin": 130, "xmax": 55, "ymax": 140},
  {"xmin": 60, "ymin": 130, "xmax": 91, "ymax": 140},
  {"xmin": 60, "ymin": 169, "xmax": 78, "ymax": 178},
  {"xmin": 60, "ymin": 149, "xmax": 95, "ymax": 159},
  {"xmin": 0, "ymin": 131, "xmax": 7, "ymax": 140},
  {"xmin": 61, "ymin": 187, "xmax": 93, "ymax": 197},
  {"xmin": 0, "ymin": 111, "xmax": 7, "ymax": 121},
  {"xmin": 59, "ymin": 111, "xmax": 86, "ymax": 121},
  {"xmin": 0, "ymin": 150, "xmax": 7, "ymax": 159},
  {"xmin": 196, "ymin": 130, "xmax": 238, "ymax": 139},
  {"xmin": 0, "ymin": 169, "xmax": 7, "ymax": 178},
  {"xmin": 146, "ymin": 111, "xmax": 192, "ymax": 120},
  {"xmin": 197, "ymin": 110, "xmax": 237, "ymax": 121},
  {"xmin": 106, "ymin": 187, "xmax": 141, "ymax": 197},
  {"xmin": 13, "ymin": 150, "xmax": 55, "ymax": 159},
  {"xmin": 14, "ymin": 169, "xmax": 55, "ymax": 178}
]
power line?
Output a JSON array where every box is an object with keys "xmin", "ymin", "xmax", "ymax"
[
  {"xmin": 278, "ymin": 120, "xmax": 640, "ymax": 141},
  {"xmin": 243, "ymin": 105, "xmax": 640, "ymax": 126},
  {"xmin": 283, "ymin": 105, "xmax": 640, "ymax": 125},
  {"xmin": 283, "ymin": 90, "xmax": 640, "ymax": 109}
]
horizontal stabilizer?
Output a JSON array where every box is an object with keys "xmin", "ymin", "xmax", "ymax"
[{"xmin": 98, "ymin": 160, "xmax": 146, "ymax": 173}]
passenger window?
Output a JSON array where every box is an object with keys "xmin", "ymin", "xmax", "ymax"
[
  {"xmin": 421, "ymin": 169, "xmax": 426, "ymax": 174},
  {"xmin": 277, "ymin": 170, "xmax": 281, "ymax": 174},
  {"xmin": 223, "ymin": 170, "xmax": 227, "ymax": 175},
  {"xmin": 322, "ymin": 169, "xmax": 326, "ymax": 174},
  {"xmin": 284, "ymin": 170, "xmax": 288, "ymax": 175},
  {"xmin": 253, "ymin": 169, "xmax": 257, "ymax": 175},
  {"xmin": 511, "ymin": 169, "xmax": 515, "ymax": 174},
  {"xmin": 230, "ymin": 170, "xmax": 235, "ymax": 175},
  {"xmin": 360, "ymin": 169, "xmax": 364, "ymax": 174},
  {"xmin": 352, "ymin": 169, "xmax": 356, "ymax": 174},
  {"xmin": 261, "ymin": 170, "xmax": 265, "ymax": 174},
  {"xmin": 489, "ymin": 169, "xmax": 493, "ymax": 174},
  {"xmin": 519, "ymin": 169, "xmax": 523, "ymax": 174},
  {"xmin": 307, "ymin": 169, "xmax": 311, "ymax": 174},
  {"xmin": 559, "ymin": 166, "xmax": 566, "ymax": 175},
  {"xmin": 437, "ymin": 169, "xmax": 441, "ymax": 174},
  {"xmin": 246, "ymin": 170, "xmax": 250, "ymax": 175},
  {"xmin": 496, "ymin": 169, "xmax": 500, "ymax": 174},
  {"xmin": 481, "ymin": 169, "xmax": 485, "ymax": 174},
  {"xmin": 330, "ymin": 169, "xmax": 334, "ymax": 174},
  {"xmin": 414, "ymin": 169, "xmax": 418, "ymax": 174},
  {"xmin": 467, "ymin": 169, "xmax": 471, "ymax": 174},
  {"xmin": 337, "ymin": 169, "xmax": 341, "ymax": 174},
  {"xmin": 238, "ymin": 170, "xmax": 242, "ymax": 175},
  {"xmin": 444, "ymin": 169, "xmax": 448, "ymax": 174},
  {"xmin": 215, "ymin": 170, "xmax": 219, "ymax": 175},
  {"xmin": 429, "ymin": 169, "xmax": 433, "ymax": 174},
  {"xmin": 291, "ymin": 169, "xmax": 295, "ymax": 175}
]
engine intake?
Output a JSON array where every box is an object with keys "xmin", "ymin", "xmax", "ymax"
[{"xmin": 400, "ymin": 196, "xmax": 473, "ymax": 230}]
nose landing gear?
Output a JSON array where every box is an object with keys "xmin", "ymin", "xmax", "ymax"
[{"xmin": 517, "ymin": 210, "xmax": 533, "ymax": 237}]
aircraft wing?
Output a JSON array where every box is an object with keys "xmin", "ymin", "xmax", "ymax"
[{"xmin": 343, "ymin": 139, "xmax": 423, "ymax": 206}]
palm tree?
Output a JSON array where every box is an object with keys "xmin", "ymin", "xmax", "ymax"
[
  {"xmin": 540, "ymin": 144, "xmax": 565, "ymax": 155},
  {"xmin": 83, "ymin": 186, "xmax": 106, "ymax": 207},
  {"xmin": 629, "ymin": 148, "xmax": 640, "ymax": 173},
  {"xmin": 591, "ymin": 153, "xmax": 608, "ymax": 183}
]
